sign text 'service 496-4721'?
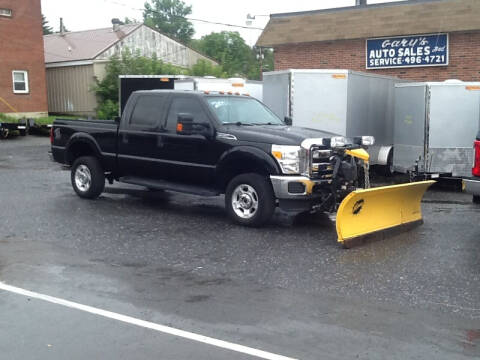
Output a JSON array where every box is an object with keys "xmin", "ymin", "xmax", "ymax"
[{"xmin": 366, "ymin": 34, "xmax": 448, "ymax": 69}]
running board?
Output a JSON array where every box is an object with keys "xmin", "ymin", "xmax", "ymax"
[{"xmin": 119, "ymin": 176, "xmax": 220, "ymax": 197}]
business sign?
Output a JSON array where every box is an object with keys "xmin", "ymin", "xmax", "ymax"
[{"xmin": 366, "ymin": 33, "xmax": 448, "ymax": 69}]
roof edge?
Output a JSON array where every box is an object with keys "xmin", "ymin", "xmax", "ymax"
[
  {"xmin": 45, "ymin": 60, "xmax": 94, "ymax": 68},
  {"xmin": 43, "ymin": 23, "xmax": 142, "ymax": 37},
  {"xmin": 270, "ymin": 0, "xmax": 445, "ymax": 18}
]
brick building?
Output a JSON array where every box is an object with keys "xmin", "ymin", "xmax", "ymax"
[
  {"xmin": 0, "ymin": 0, "xmax": 48, "ymax": 117},
  {"xmin": 257, "ymin": 0, "xmax": 480, "ymax": 81}
]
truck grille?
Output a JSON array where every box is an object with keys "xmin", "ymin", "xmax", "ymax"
[{"xmin": 310, "ymin": 147, "xmax": 333, "ymax": 180}]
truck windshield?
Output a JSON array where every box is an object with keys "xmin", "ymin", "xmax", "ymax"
[{"xmin": 206, "ymin": 96, "xmax": 284, "ymax": 126}]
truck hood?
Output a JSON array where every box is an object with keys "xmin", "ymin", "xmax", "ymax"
[{"xmin": 222, "ymin": 125, "xmax": 339, "ymax": 146}]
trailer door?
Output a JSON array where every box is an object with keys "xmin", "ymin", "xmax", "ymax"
[
  {"xmin": 427, "ymin": 84, "xmax": 480, "ymax": 176},
  {"xmin": 262, "ymin": 72, "xmax": 291, "ymax": 120},
  {"xmin": 393, "ymin": 85, "xmax": 427, "ymax": 173}
]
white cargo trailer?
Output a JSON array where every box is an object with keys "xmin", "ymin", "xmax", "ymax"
[
  {"xmin": 174, "ymin": 77, "xmax": 263, "ymax": 101},
  {"xmin": 393, "ymin": 81, "xmax": 480, "ymax": 178},
  {"xmin": 262, "ymin": 69, "xmax": 403, "ymax": 169}
]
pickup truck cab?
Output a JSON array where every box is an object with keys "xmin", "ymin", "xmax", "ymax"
[
  {"xmin": 464, "ymin": 130, "xmax": 480, "ymax": 203},
  {"xmin": 51, "ymin": 90, "xmax": 373, "ymax": 226}
]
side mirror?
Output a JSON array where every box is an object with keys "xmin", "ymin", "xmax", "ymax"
[
  {"xmin": 284, "ymin": 116, "xmax": 293, "ymax": 126},
  {"xmin": 177, "ymin": 114, "xmax": 194, "ymax": 135},
  {"xmin": 114, "ymin": 116, "xmax": 121, "ymax": 124},
  {"xmin": 176, "ymin": 114, "xmax": 213, "ymax": 138}
]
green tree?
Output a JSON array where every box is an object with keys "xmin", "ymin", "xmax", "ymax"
[
  {"xmin": 190, "ymin": 59, "xmax": 227, "ymax": 78},
  {"xmin": 195, "ymin": 31, "xmax": 263, "ymax": 79},
  {"xmin": 143, "ymin": 0, "xmax": 195, "ymax": 44},
  {"xmin": 42, "ymin": 14, "xmax": 53, "ymax": 35}
]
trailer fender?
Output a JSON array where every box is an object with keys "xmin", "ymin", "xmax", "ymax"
[{"xmin": 377, "ymin": 146, "xmax": 393, "ymax": 166}]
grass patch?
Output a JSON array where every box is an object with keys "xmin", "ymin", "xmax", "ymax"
[
  {"xmin": 1, "ymin": 113, "xmax": 86, "ymax": 126},
  {"xmin": 0, "ymin": 113, "xmax": 20, "ymax": 123},
  {"xmin": 35, "ymin": 115, "xmax": 84, "ymax": 125}
]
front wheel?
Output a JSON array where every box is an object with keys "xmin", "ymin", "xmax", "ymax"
[
  {"xmin": 225, "ymin": 173, "xmax": 275, "ymax": 227},
  {"xmin": 71, "ymin": 156, "xmax": 105, "ymax": 199},
  {"xmin": 473, "ymin": 195, "xmax": 480, "ymax": 204}
]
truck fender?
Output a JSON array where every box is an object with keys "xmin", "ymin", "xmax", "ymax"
[
  {"xmin": 65, "ymin": 132, "xmax": 102, "ymax": 165},
  {"xmin": 215, "ymin": 146, "xmax": 281, "ymax": 188}
]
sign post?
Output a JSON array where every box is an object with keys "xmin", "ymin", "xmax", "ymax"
[{"xmin": 366, "ymin": 33, "xmax": 448, "ymax": 70}]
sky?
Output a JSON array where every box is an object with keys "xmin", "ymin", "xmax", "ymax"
[{"xmin": 41, "ymin": 0, "xmax": 405, "ymax": 46}]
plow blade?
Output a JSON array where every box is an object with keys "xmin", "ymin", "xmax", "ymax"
[{"xmin": 336, "ymin": 181, "xmax": 435, "ymax": 248}]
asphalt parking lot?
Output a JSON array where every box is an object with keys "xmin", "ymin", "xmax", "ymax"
[{"xmin": 1, "ymin": 135, "xmax": 479, "ymax": 359}]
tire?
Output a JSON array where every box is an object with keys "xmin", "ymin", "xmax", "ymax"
[
  {"xmin": 473, "ymin": 195, "xmax": 480, "ymax": 204},
  {"xmin": 71, "ymin": 156, "xmax": 105, "ymax": 199},
  {"xmin": 19, "ymin": 129, "xmax": 27, "ymax": 136},
  {"xmin": 225, "ymin": 173, "xmax": 275, "ymax": 227}
]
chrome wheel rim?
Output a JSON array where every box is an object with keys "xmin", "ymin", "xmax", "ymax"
[
  {"xmin": 232, "ymin": 184, "xmax": 259, "ymax": 219},
  {"xmin": 75, "ymin": 165, "xmax": 91, "ymax": 192}
]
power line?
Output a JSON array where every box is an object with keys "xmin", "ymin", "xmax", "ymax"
[
  {"xmin": 102, "ymin": 0, "xmax": 265, "ymax": 31},
  {"xmin": 185, "ymin": 17, "xmax": 263, "ymax": 30}
]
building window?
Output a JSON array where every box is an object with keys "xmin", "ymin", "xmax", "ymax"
[
  {"xmin": 12, "ymin": 71, "xmax": 29, "ymax": 94},
  {"xmin": 0, "ymin": 8, "xmax": 12, "ymax": 17}
]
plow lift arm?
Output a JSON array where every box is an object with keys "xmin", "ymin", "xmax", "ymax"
[{"xmin": 335, "ymin": 148, "xmax": 435, "ymax": 248}]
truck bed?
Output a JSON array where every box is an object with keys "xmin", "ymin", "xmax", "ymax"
[{"xmin": 51, "ymin": 118, "xmax": 119, "ymax": 170}]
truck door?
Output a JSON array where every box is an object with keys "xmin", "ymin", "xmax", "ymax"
[
  {"xmin": 159, "ymin": 94, "xmax": 220, "ymax": 186},
  {"xmin": 117, "ymin": 93, "xmax": 169, "ymax": 178}
]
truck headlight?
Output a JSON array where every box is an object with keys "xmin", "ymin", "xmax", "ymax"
[
  {"xmin": 361, "ymin": 136, "xmax": 375, "ymax": 146},
  {"xmin": 330, "ymin": 136, "xmax": 347, "ymax": 148},
  {"xmin": 271, "ymin": 145, "xmax": 301, "ymax": 174},
  {"xmin": 353, "ymin": 136, "xmax": 375, "ymax": 146}
]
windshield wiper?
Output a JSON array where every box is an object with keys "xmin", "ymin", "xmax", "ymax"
[
  {"xmin": 251, "ymin": 122, "xmax": 282, "ymax": 126},
  {"xmin": 222, "ymin": 122, "xmax": 254, "ymax": 126}
]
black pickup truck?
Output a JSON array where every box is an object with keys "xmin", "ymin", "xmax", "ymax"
[
  {"xmin": 51, "ymin": 90, "xmax": 374, "ymax": 226},
  {"xmin": 464, "ymin": 130, "xmax": 480, "ymax": 203}
]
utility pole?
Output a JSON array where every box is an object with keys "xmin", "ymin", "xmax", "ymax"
[{"xmin": 256, "ymin": 47, "xmax": 264, "ymax": 80}]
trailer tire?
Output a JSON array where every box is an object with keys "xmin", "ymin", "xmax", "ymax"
[
  {"xmin": 473, "ymin": 195, "xmax": 480, "ymax": 204},
  {"xmin": 225, "ymin": 173, "xmax": 275, "ymax": 227},
  {"xmin": 71, "ymin": 156, "xmax": 105, "ymax": 199}
]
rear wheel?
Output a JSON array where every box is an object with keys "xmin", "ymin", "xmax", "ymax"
[
  {"xmin": 71, "ymin": 156, "xmax": 105, "ymax": 199},
  {"xmin": 473, "ymin": 195, "xmax": 480, "ymax": 204},
  {"xmin": 225, "ymin": 173, "xmax": 275, "ymax": 227}
]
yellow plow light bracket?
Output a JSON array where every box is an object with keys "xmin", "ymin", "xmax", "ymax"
[
  {"xmin": 345, "ymin": 148, "xmax": 370, "ymax": 162},
  {"xmin": 336, "ymin": 181, "xmax": 435, "ymax": 248}
]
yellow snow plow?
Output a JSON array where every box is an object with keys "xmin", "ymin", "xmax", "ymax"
[{"xmin": 334, "ymin": 148, "xmax": 435, "ymax": 248}]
